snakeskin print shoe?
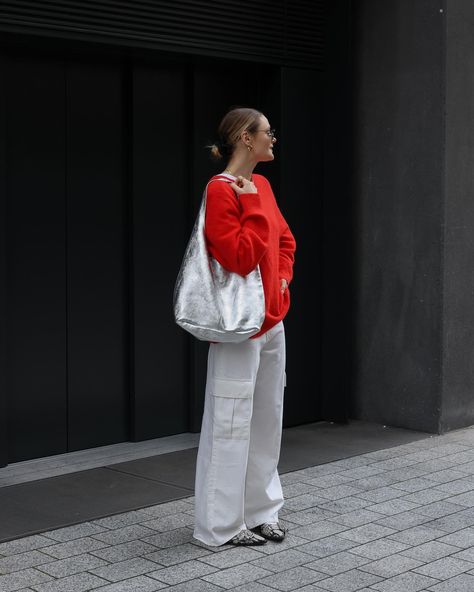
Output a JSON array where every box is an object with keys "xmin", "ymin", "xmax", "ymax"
[
  {"xmin": 227, "ymin": 529, "xmax": 267, "ymax": 546},
  {"xmin": 252, "ymin": 522, "xmax": 287, "ymax": 542}
]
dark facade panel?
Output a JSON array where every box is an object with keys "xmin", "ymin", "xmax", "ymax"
[
  {"xmin": 66, "ymin": 62, "xmax": 128, "ymax": 451},
  {"xmin": 0, "ymin": 0, "xmax": 324, "ymax": 69},
  {"xmin": 0, "ymin": 56, "xmax": 7, "ymax": 468},
  {"xmin": 351, "ymin": 0, "xmax": 444, "ymax": 433},
  {"xmin": 321, "ymin": 0, "xmax": 353, "ymax": 423},
  {"xmin": 5, "ymin": 57, "xmax": 68, "ymax": 461},
  {"xmin": 442, "ymin": 0, "xmax": 474, "ymax": 431},
  {"xmin": 131, "ymin": 63, "xmax": 189, "ymax": 440},
  {"xmin": 280, "ymin": 66, "xmax": 323, "ymax": 426}
]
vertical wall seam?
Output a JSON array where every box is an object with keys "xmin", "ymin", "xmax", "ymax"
[
  {"xmin": 0, "ymin": 55, "xmax": 8, "ymax": 467},
  {"xmin": 124, "ymin": 58, "xmax": 135, "ymax": 442},
  {"xmin": 438, "ymin": 0, "xmax": 447, "ymax": 434},
  {"xmin": 64, "ymin": 58, "xmax": 69, "ymax": 451},
  {"xmin": 186, "ymin": 61, "xmax": 195, "ymax": 432}
]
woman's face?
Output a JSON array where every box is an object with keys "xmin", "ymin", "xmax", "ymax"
[{"xmin": 250, "ymin": 115, "xmax": 276, "ymax": 162}]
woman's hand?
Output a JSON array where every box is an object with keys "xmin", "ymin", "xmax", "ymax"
[
  {"xmin": 230, "ymin": 176, "xmax": 258, "ymax": 195},
  {"xmin": 280, "ymin": 278, "xmax": 288, "ymax": 294}
]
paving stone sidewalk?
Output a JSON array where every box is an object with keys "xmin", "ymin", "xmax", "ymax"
[{"xmin": 3, "ymin": 427, "xmax": 474, "ymax": 592}]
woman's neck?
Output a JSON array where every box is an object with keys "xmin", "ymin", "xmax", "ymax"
[{"xmin": 224, "ymin": 156, "xmax": 256, "ymax": 181}]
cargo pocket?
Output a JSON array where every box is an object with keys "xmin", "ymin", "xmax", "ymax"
[{"xmin": 212, "ymin": 378, "xmax": 253, "ymax": 440}]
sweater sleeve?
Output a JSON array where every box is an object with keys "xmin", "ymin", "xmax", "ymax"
[
  {"xmin": 278, "ymin": 215, "xmax": 296, "ymax": 284},
  {"xmin": 205, "ymin": 181, "xmax": 270, "ymax": 276}
]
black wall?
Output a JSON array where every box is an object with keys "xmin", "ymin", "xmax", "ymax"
[
  {"xmin": 6, "ymin": 57, "xmax": 69, "ymax": 459},
  {"xmin": 0, "ymin": 44, "xmax": 331, "ymax": 465},
  {"xmin": 131, "ymin": 62, "xmax": 189, "ymax": 441},
  {"xmin": 352, "ymin": 0, "xmax": 474, "ymax": 433},
  {"xmin": 352, "ymin": 0, "xmax": 444, "ymax": 432},
  {"xmin": 0, "ymin": 1, "xmax": 357, "ymax": 466},
  {"xmin": 280, "ymin": 67, "xmax": 323, "ymax": 424},
  {"xmin": 322, "ymin": 0, "xmax": 354, "ymax": 422},
  {"xmin": 0, "ymin": 55, "xmax": 7, "ymax": 467}
]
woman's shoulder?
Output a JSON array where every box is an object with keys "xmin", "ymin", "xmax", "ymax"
[
  {"xmin": 206, "ymin": 175, "xmax": 235, "ymax": 203},
  {"xmin": 208, "ymin": 173, "xmax": 233, "ymax": 183},
  {"xmin": 253, "ymin": 173, "xmax": 274, "ymax": 195},
  {"xmin": 207, "ymin": 174, "xmax": 234, "ymax": 191},
  {"xmin": 252, "ymin": 173, "xmax": 271, "ymax": 187}
]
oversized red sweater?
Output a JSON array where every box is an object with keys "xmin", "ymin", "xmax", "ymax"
[{"xmin": 205, "ymin": 172, "xmax": 296, "ymax": 338}]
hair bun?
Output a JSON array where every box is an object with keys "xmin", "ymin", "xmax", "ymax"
[{"xmin": 209, "ymin": 143, "xmax": 223, "ymax": 160}]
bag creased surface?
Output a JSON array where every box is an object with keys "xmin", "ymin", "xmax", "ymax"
[{"xmin": 173, "ymin": 178, "xmax": 265, "ymax": 343}]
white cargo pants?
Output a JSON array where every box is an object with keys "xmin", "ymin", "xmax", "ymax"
[{"xmin": 193, "ymin": 321, "xmax": 286, "ymax": 546}]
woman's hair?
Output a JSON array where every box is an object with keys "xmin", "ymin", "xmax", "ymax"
[{"xmin": 208, "ymin": 106, "xmax": 263, "ymax": 161}]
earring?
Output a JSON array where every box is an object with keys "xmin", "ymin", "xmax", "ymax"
[{"xmin": 247, "ymin": 145, "xmax": 253, "ymax": 152}]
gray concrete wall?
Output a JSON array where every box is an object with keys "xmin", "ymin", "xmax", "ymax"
[
  {"xmin": 351, "ymin": 1, "xmax": 445, "ymax": 432},
  {"xmin": 441, "ymin": 0, "xmax": 474, "ymax": 430}
]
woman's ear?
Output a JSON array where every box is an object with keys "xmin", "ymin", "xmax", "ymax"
[{"xmin": 240, "ymin": 129, "xmax": 253, "ymax": 149}]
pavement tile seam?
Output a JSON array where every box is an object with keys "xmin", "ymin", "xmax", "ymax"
[
  {"xmin": 413, "ymin": 555, "xmax": 474, "ymax": 580},
  {"xmin": 31, "ymin": 553, "xmax": 111, "ymax": 579}
]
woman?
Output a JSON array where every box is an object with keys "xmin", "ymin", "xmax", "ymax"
[{"xmin": 193, "ymin": 107, "xmax": 296, "ymax": 547}]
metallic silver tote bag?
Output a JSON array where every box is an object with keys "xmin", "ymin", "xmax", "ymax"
[{"xmin": 173, "ymin": 175, "xmax": 265, "ymax": 343}]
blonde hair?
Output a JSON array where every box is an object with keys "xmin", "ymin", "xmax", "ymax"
[{"xmin": 208, "ymin": 106, "xmax": 263, "ymax": 161}]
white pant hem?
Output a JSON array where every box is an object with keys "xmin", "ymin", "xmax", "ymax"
[{"xmin": 193, "ymin": 526, "xmax": 245, "ymax": 547}]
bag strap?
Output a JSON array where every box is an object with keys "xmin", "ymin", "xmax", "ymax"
[
  {"xmin": 208, "ymin": 174, "xmax": 234, "ymax": 186},
  {"xmin": 205, "ymin": 173, "xmax": 235, "ymax": 197}
]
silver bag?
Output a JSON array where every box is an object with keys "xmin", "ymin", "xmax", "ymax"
[{"xmin": 173, "ymin": 176, "xmax": 265, "ymax": 343}]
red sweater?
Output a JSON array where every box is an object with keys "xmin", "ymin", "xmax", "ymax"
[{"xmin": 205, "ymin": 172, "xmax": 296, "ymax": 338}]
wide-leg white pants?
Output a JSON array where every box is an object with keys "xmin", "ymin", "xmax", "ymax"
[{"xmin": 193, "ymin": 321, "xmax": 286, "ymax": 546}]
